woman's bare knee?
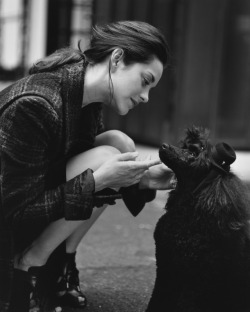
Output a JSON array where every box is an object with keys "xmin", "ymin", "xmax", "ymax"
[
  {"xmin": 95, "ymin": 130, "xmax": 136, "ymax": 153},
  {"xmin": 66, "ymin": 145, "xmax": 120, "ymax": 180}
]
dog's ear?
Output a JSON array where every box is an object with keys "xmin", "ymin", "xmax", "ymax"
[{"xmin": 195, "ymin": 173, "xmax": 250, "ymax": 235}]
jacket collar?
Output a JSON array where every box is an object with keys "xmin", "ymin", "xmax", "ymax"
[{"xmin": 59, "ymin": 60, "xmax": 86, "ymax": 155}]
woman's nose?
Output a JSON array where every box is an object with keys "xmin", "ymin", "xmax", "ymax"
[{"xmin": 140, "ymin": 91, "xmax": 149, "ymax": 103}]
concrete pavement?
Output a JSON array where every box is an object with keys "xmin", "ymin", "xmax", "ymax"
[{"xmin": 60, "ymin": 184, "xmax": 167, "ymax": 312}]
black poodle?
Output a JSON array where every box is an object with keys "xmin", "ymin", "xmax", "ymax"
[{"xmin": 146, "ymin": 126, "xmax": 250, "ymax": 312}]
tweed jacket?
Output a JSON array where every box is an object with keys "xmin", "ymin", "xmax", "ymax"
[{"xmin": 0, "ymin": 60, "xmax": 156, "ymax": 311}]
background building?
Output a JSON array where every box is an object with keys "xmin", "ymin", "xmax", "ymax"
[{"xmin": 0, "ymin": 0, "xmax": 249, "ymax": 149}]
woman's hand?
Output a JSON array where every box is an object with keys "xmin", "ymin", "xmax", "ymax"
[
  {"xmin": 93, "ymin": 152, "xmax": 161, "ymax": 192},
  {"xmin": 139, "ymin": 162, "xmax": 174, "ymax": 190}
]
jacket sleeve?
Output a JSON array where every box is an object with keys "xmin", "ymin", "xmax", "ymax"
[
  {"xmin": 120, "ymin": 184, "xmax": 156, "ymax": 217},
  {"xmin": 0, "ymin": 97, "xmax": 95, "ymax": 225}
]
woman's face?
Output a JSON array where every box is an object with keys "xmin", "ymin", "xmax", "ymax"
[{"xmin": 110, "ymin": 56, "xmax": 164, "ymax": 115}]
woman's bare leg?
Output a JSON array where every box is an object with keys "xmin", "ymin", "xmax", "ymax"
[
  {"xmin": 94, "ymin": 130, "xmax": 136, "ymax": 153},
  {"xmin": 65, "ymin": 130, "xmax": 136, "ymax": 253},
  {"xmin": 64, "ymin": 205, "xmax": 107, "ymax": 253},
  {"xmin": 15, "ymin": 145, "xmax": 120, "ymax": 270},
  {"xmin": 15, "ymin": 131, "xmax": 136, "ymax": 269}
]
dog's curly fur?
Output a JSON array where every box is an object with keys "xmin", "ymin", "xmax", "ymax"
[{"xmin": 146, "ymin": 126, "xmax": 250, "ymax": 312}]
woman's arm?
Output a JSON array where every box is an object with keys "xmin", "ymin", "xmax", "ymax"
[{"xmin": 93, "ymin": 130, "xmax": 164, "ymax": 215}]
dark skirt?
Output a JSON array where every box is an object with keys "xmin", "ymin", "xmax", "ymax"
[
  {"xmin": 12, "ymin": 159, "xmax": 67, "ymax": 254},
  {"xmin": 12, "ymin": 209, "xmax": 57, "ymax": 254}
]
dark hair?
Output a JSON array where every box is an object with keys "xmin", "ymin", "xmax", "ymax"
[
  {"xmin": 29, "ymin": 47, "xmax": 85, "ymax": 74},
  {"xmin": 85, "ymin": 20, "xmax": 169, "ymax": 67},
  {"xmin": 29, "ymin": 20, "xmax": 169, "ymax": 74}
]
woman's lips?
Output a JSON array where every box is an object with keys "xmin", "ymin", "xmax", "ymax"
[{"xmin": 131, "ymin": 98, "xmax": 138, "ymax": 107}]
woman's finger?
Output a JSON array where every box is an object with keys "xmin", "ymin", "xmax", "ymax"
[
  {"xmin": 131, "ymin": 158, "xmax": 161, "ymax": 169},
  {"xmin": 115, "ymin": 151, "xmax": 139, "ymax": 161},
  {"xmin": 147, "ymin": 158, "xmax": 161, "ymax": 167}
]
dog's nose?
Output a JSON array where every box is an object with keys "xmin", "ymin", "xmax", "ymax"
[{"xmin": 161, "ymin": 143, "xmax": 169, "ymax": 149}]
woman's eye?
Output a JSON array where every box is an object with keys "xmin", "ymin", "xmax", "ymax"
[{"xmin": 143, "ymin": 77, "xmax": 150, "ymax": 86}]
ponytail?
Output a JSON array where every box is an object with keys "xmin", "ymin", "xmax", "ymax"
[{"xmin": 29, "ymin": 46, "xmax": 85, "ymax": 74}]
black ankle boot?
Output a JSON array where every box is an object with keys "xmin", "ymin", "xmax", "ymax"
[
  {"xmin": 9, "ymin": 266, "xmax": 43, "ymax": 312},
  {"xmin": 54, "ymin": 252, "xmax": 87, "ymax": 309}
]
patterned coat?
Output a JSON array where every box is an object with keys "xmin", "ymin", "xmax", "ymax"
[{"xmin": 0, "ymin": 60, "xmax": 155, "ymax": 311}]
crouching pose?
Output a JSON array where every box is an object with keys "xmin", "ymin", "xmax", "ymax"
[{"xmin": 0, "ymin": 21, "xmax": 171, "ymax": 312}]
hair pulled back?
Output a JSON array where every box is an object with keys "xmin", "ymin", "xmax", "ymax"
[
  {"xmin": 29, "ymin": 47, "xmax": 84, "ymax": 74},
  {"xmin": 29, "ymin": 20, "xmax": 169, "ymax": 74},
  {"xmin": 85, "ymin": 20, "xmax": 169, "ymax": 67}
]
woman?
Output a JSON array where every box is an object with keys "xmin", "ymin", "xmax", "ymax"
[{"xmin": 0, "ymin": 21, "xmax": 171, "ymax": 311}]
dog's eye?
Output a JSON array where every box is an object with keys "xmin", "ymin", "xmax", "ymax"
[
  {"xmin": 189, "ymin": 146, "xmax": 199, "ymax": 157},
  {"xmin": 188, "ymin": 143, "xmax": 205, "ymax": 157}
]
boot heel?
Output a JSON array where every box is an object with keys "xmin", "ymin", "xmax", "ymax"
[
  {"xmin": 9, "ymin": 267, "xmax": 43, "ymax": 312},
  {"xmin": 55, "ymin": 252, "xmax": 87, "ymax": 309}
]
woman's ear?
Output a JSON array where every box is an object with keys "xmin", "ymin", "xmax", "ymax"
[{"xmin": 110, "ymin": 48, "xmax": 124, "ymax": 71}]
